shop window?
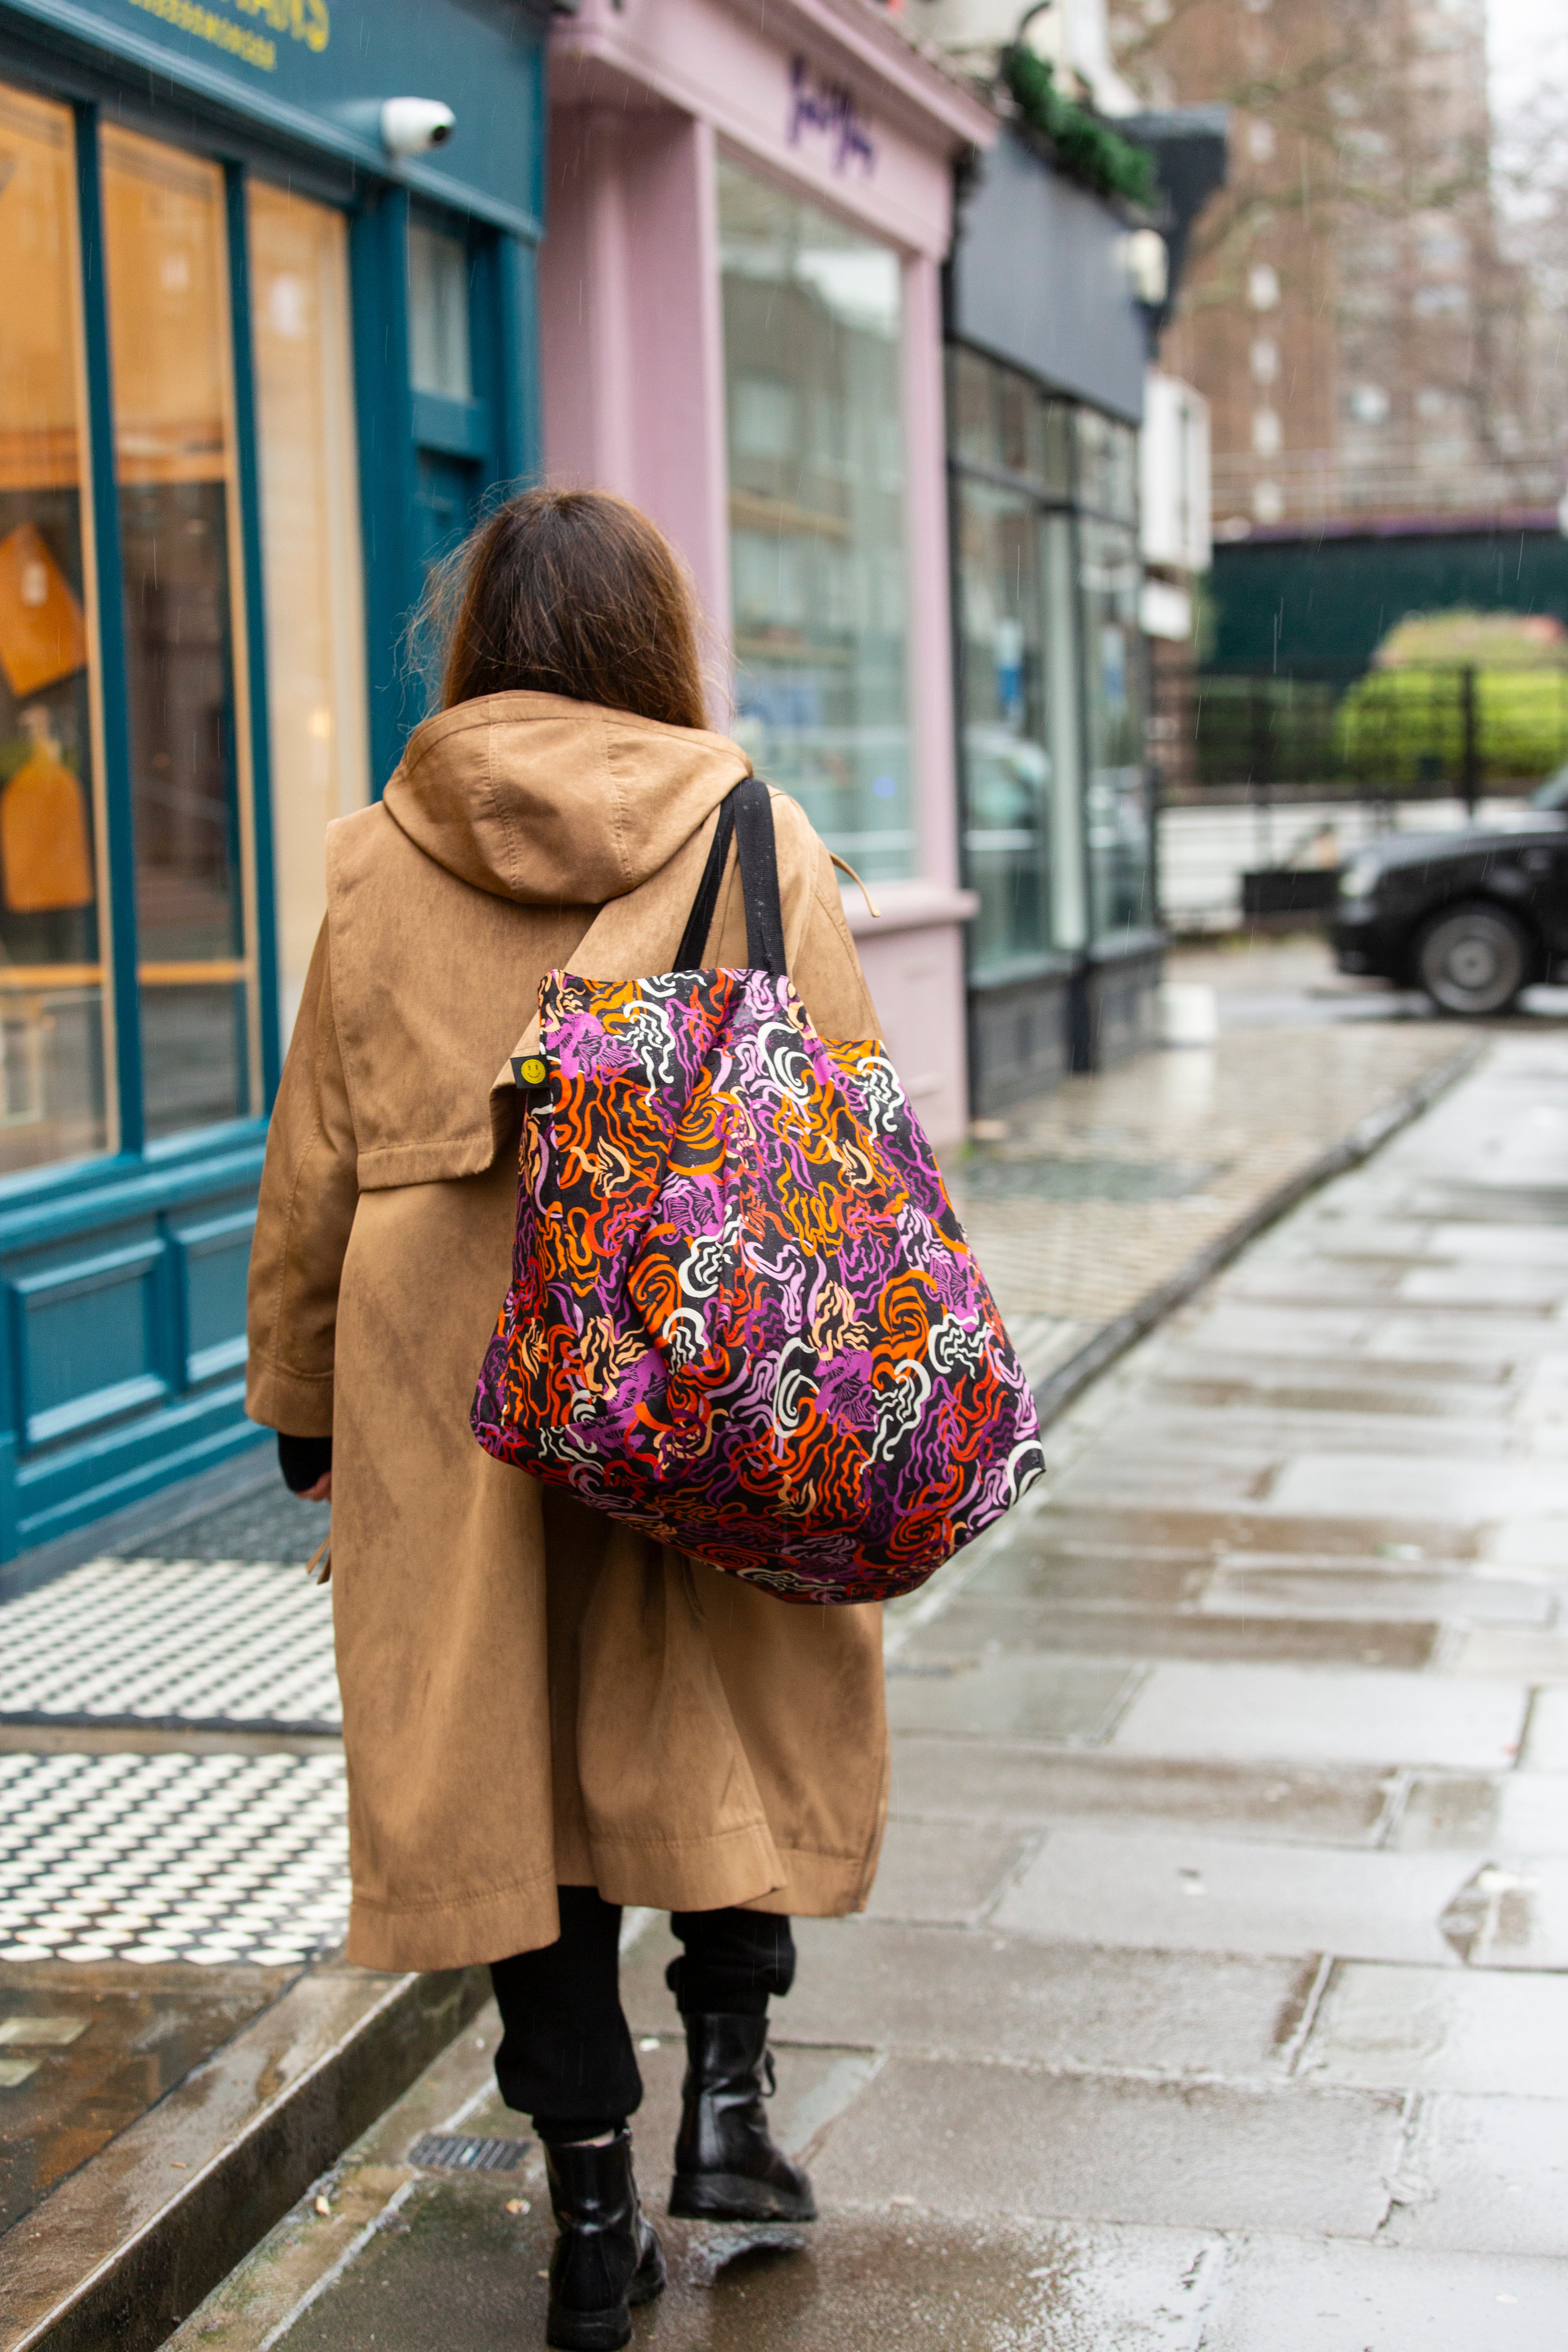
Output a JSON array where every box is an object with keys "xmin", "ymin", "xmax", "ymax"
[
  {"xmin": 949, "ymin": 346, "xmax": 997, "ymax": 472},
  {"xmin": 1079, "ymin": 517, "xmax": 1152, "ymax": 939},
  {"xmin": 406, "ymin": 216, "xmax": 485, "ymax": 577},
  {"xmin": 249, "ymin": 182, "xmax": 368, "ymax": 1046},
  {"xmin": 957, "ymin": 483, "xmax": 1087, "ymax": 978},
  {"xmin": 957, "ymin": 482, "xmax": 1053, "ymax": 975},
  {"xmin": 948, "ymin": 347, "xmax": 1072, "ymax": 498},
  {"xmin": 718, "ymin": 159, "xmax": 912, "ymax": 884},
  {"xmin": 102, "ymin": 125, "xmax": 256, "ymax": 1139},
  {"xmin": 407, "ymin": 221, "xmax": 473, "ymax": 403},
  {"xmin": 1076, "ymin": 408, "xmax": 1139, "ymax": 523},
  {"xmin": 0, "ymin": 86, "xmax": 107, "ymax": 1175}
]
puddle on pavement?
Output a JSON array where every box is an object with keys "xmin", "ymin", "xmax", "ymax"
[
  {"xmin": 0, "ymin": 1960, "xmax": 291, "ymax": 2233},
  {"xmin": 267, "ymin": 2175, "xmax": 1215, "ymax": 2352}
]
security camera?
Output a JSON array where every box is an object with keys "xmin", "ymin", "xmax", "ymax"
[{"xmin": 380, "ymin": 99, "xmax": 455, "ymax": 158}]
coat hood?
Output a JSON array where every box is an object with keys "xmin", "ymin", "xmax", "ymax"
[{"xmin": 381, "ymin": 690, "xmax": 752, "ymax": 904}]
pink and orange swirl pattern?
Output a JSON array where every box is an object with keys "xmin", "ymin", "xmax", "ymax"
[{"xmin": 472, "ymin": 966, "xmax": 1045, "ymax": 1603}]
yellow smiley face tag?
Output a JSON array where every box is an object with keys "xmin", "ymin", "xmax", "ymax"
[{"xmin": 516, "ymin": 1055, "xmax": 548, "ymax": 1087}]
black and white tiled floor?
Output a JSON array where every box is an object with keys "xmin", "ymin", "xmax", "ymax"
[
  {"xmin": 0, "ymin": 1556, "xmax": 340, "ymax": 1731},
  {"xmin": 0, "ymin": 1528, "xmax": 349, "ymax": 1967},
  {"xmin": 0, "ymin": 1751, "xmax": 349, "ymax": 1966}
]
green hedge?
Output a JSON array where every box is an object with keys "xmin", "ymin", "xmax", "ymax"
[{"xmin": 1334, "ymin": 667, "xmax": 1568, "ymax": 785}]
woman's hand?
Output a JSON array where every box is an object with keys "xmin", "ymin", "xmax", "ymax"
[{"xmin": 301, "ymin": 1472, "xmax": 333, "ymax": 1503}]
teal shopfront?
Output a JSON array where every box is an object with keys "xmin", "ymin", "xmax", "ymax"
[{"xmin": 0, "ymin": 0, "xmax": 544, "ymax": 1556}]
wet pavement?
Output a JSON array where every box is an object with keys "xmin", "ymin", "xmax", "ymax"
[
  {"xmin": 948, "ymin": 953, "xmax": 1475, "ymax": 1394},
  {"xmin": 149, "ymin": 1027, "xmax": 1568, "ymax": 2347}
]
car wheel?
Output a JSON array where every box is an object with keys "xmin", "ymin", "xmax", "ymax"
[{"xmin": 1415, "ymin": 902, "xmax": 1532, "ymax": 1016}]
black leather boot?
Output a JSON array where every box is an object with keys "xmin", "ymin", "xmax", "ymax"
[
  {"xmin": 543, "ymin": 2130, "xmax": 665, "ymax": 2351},
  {"xmin": 668, "ymin": 2013, "xmax": 816, "ymax": 2223}
]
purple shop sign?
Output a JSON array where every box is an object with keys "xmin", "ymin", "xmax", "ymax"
[{"xmin": 788, "ymin": 56, "xmax": 877, "ymax": 176}]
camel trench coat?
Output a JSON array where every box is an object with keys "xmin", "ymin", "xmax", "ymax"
[{"xmin": 246, "ymin": 692, "xmax": 890, "ymax": 1971}]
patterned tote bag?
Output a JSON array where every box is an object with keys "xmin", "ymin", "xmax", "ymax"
[{"xmin": 472, "ymin": 777, "xmax": 1044, "ymax": 1603}]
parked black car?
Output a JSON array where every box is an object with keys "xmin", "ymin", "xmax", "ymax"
[{"xmin": 1332, "ymin": 768, "xmax": 1568, "ymax": 1014}]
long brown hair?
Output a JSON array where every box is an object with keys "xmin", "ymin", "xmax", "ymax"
[{"xmin": 428, "ymin": 487, "xmax": 710, "ymax": 729}]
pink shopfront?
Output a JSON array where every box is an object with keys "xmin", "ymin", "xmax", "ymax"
[{"xmin": 540, "ymin": 0, "xmax": 994, "ymax": 1146}]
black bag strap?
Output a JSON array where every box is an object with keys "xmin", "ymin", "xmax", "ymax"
[
  {"xmin": 673, "ymin": 797, "xmax": 734, "ymax": 971},
  {"xmin": 672, "ymin": 777, "xmax": 787, "ymax": 981}
]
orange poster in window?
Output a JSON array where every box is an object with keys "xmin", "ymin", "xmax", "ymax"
[
  {"xmin": 0, "ymin": 522, "xmax": 88, "ymax": 697},
  {"xmin": 2, "ymin": 707, "xmax": 93, "ymax": 911}
]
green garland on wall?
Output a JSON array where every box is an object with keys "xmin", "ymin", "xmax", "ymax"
[{"xmin": 999, "ymin": 46, "xmax": 1156, "ymax": 209}]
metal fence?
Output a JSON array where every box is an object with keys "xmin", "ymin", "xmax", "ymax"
[{"xmin": 1187, "ymin": 666, "xmax": 1568, "ymax": 800}]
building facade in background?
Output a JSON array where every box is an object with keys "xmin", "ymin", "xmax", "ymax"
[
  {"xmin": 946, "ymin": 122, "xmax": 1161, "ymax": 1107},
  {"xmin": 924, "ymin": 0, "xmax": 1221, "ymax": 1106},
  {"xmin": 1121, "ymin": 0, "xmax": 1547, "ymax": 537},
  {"xmin": 0, "ymin": 0, "xmax": 546, "ymax": 1556}
]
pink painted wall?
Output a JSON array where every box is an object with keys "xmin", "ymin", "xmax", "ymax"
[
  {"xmin": 539, "ymin": 110, "xmax": 731, "ymax": 650},
  {"xmin": 550, "ymin": 0, "xmax": 985, "ymax": 259}
]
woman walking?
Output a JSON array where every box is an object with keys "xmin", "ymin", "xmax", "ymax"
[{"xmin": 247, "ymin": 489, "xmax": 889, "ymax": 2349}]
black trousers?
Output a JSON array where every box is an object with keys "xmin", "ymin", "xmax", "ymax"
[{"xmin": 490, "ymin": 1885, "xmax": 795, "ymax": 2144}]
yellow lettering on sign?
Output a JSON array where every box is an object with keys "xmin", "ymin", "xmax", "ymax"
[
  {"xmin": 124, "ymin": 0, "xmax": 330, "ymax": 69},
  {"xmin": 126, "ymin": 0, "xmax": 276, "ymax": 70}
]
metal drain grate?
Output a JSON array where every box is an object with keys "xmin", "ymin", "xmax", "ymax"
[{"xmin": 408, "ymin": 2132, "xmax": 531, "ymax": 2173}]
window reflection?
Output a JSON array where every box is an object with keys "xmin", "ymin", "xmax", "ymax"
[
  {"xmin": 407, "ymin": 222, "xmax": 472, "ymax": 401},
  {"xmin": 958, "ymin": 482, "xmax": 1055, "ymax": 976},
  {"xmin": 719, "ymin": 161, "xmax": 912, "ymax": 882},
  {"xmin": 0, "ymin": 84, "xmax": 108, "ymax": 1172},
  {"xmin": 249, "ymin": 181, "xmax": 368, "ymax": 1048},
  {"xmin": 102, "ymin": 125, "xmax": 254, "ymax": 1137},
  {"xmin": 1080, "ymin": 517, "xmax": 1151, "ymax": 938}
]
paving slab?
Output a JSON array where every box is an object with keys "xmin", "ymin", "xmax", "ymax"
[
  {"xmin": 1392, "ymin": 1771, "xmax": 1568, "ymax": 1854},
  {"xmin": 1152, "ymin": 1365, "xmax": 1516, "ymax": 1419},
  {"xmin": 860, "ymin": 1817, "xmax": 1029, "ymax": 1926},
  {"xmin": 1200, "ymin": 1562, "xmax": 1552, "ymax": 1625},
  {"xmin": 1113, "ymin": 1401, "xmax": 1520, "ymax": 1462},
  {"xmin": 618, "ymin": 1916, "xmax": 1319, "ymax": 2080},
  {"xmin": 806, "ymin": 2056, "xmax": 1406, "ymax": 2237},
  {"xmin": 1265, "ymin": 1452, "xmax": 1568, "ymax": 1524},
  {"xmin": 1380, "ymin": 2093, "xmax": 1568, "ymax": 2257},
  {"xmin": 886, "ymin": 1738, "xmax": 1395, "ymax": 1842},
  {"xmin": 1109, "ymin": 1661, "xmax": 1528, "ymax": 1767},
  {"xmin": 1483, "ymin": 1515, "xmax": 1568, "ymax": 1568},
  {"xmin": 1446, "ymin": 1628, "xmax": 1568, "ymax": 1683},
  {"xmin": 1030, "ymin": 1501, "xmax": 1487, "ymax": 1561},
  {"xmin": 884, "ymin": 1656, "xmax": 1140, "ymax": 1744},
  {"xmin": 902, "ymin": 1599, "xmax": 1438, "ymax": 1671},
  {"xmin": 1362, "ymin": 1310, "xmax": 1568, "ymax": 1364},
  {"xmin": 1297, "ymin": 1960, "xmax": 1568, "ymax": 2098},
  {"xmin": 963, "ymin": 1541, "xmax": 1207, "ymax": 1608},
  {"xmin": 1398, "ymin": 1262, "xmax": 1568, "ymax": 1307},
  {"xmin": 994, "ymin": 1828, "xmax": 1478, "ymax": 1966},
  {"xmin": 1522, "ymin": 1689, "xmax": 1568, "ymax": 1767},
  {"xmin": 1198, "ymin": 2236, "xmax": 1568, "ymax": 2352}
]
